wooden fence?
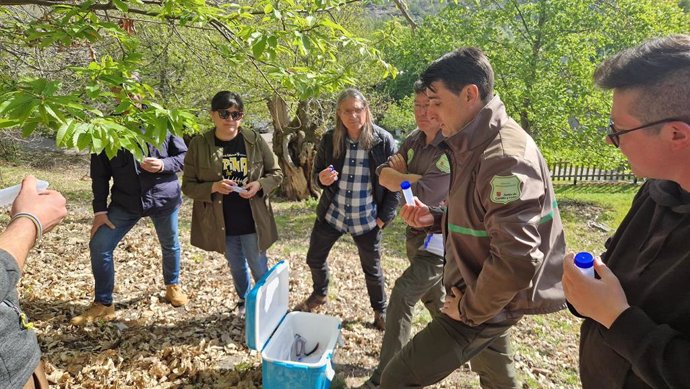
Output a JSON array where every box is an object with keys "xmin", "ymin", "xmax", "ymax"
[{"xmin": 549, "ymin": 162, "xmax": 640, "ymax": 185}]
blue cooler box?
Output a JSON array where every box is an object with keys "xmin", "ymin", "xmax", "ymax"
[{"xmin": 246, "ymin": 261, "xmax": 342, "ymax": 389}]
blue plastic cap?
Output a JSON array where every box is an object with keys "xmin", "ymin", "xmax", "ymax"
[
  {"xmin": 574, "ymin": 252, "xmax": 594, "ymax": 269},
  {"xmin": 400, "ymin": 180, "xmax": 411, "ymax": 190}
]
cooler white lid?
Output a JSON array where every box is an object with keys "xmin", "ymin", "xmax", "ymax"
[{"xmin": 245, "ymin": 260, "xmax": 290, "ymax": 351}]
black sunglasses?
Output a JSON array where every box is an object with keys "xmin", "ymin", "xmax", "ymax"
[
  {"xmin": 607, "ymin": 117, "xmax": 688, "ymax": 148},
  {"xmin": 216, "ymin": 109, "xmax": 244, "ymax": 121}
]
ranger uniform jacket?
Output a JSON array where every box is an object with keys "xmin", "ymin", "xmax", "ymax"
[{"xmin": 432, "ymin": 96, "xmax": 566, "ymax": 326}]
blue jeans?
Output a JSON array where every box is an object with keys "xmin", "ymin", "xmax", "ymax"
[
  {"xmin": 225, "ymin": 233, "xmax": 268, "ymax": 300},
  {"xmin": 89, "ymin": 205, "xmax": 181, "ymax": 305}
]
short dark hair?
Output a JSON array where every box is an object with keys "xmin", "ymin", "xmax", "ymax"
[
  {"xmin": 420, "ymin": 47, "xmax": 494, "ymax": 101},
  {"xmin": 412, "ymin": 79, "xmax": 426, "ymax": 94},
  {"xmin": 211, "ymin": 91, "xmax": 244, "ymax": 112},
  {"xmin": 594, "ymin": 35, "xmax": 690, "ymax": 123}
]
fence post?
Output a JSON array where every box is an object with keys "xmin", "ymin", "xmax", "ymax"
[{"xmin": 572, "ymin": 163, "xmax": 576, "ymax": 185}]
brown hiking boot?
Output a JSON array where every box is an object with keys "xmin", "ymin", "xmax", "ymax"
[
  {"xmin": 373, "ymin": 310, "xmax": 386, "ymax": 331},
  {"xmin": 70, "ymin": 302, "xmax": 116, "ymax": 326},
  {"xmin": 294, "ymin": 293, "xmax": 327, "ymax": 312},
  {"xmin": 165, "ymin": 284, "xmax": 188, "ymax": 307}
]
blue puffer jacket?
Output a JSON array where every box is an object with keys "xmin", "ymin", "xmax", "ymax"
[{"xmin": 90, "ymin": 133, "xmax": 187, "ymax": 216}]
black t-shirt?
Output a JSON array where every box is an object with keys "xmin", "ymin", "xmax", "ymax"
[{"xmin": 215, "ymin": 133, "xmax": 256, "ymax": 236}]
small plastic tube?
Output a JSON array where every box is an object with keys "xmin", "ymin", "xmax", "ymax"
[
  {"xmin": 0, "ymin": 180, "xmax": 49, "ymax": 208},
  {"xmin": 401, "ymin": 180, "xmax": 414, "ymax": 206},
  {"xmin": 231, "ymin": 185, "xmax": 247, "ymax": 194},
  {"xmin": 574, "ymin": 252, "xmax": 595, "ymax": 278}
]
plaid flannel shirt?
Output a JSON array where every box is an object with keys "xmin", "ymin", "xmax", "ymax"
[{"xmin": 324, "ymin": 139, "xmax": 377, "ymax": 235}]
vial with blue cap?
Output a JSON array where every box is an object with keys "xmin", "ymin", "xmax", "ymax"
[
  {"xmin": 400, "ymin": 180, "xmax": 414, "ymax": 206},
  {"xmin": 574, "ymin": 252, "xmax": 595, "ymax": 278}
]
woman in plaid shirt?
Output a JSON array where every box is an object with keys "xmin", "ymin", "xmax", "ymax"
[{"xmin": 295, "ymin": 89, "xmax": 399, "ymax": 331}]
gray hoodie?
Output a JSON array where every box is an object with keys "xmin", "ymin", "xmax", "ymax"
[{"xmin": 0, "ymin": 249, "xmax": 40, "ymax": 389}]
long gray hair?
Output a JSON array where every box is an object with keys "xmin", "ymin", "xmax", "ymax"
[{"xmin": 333, "ymin": 88, "xmax": 375, "ymax": 158}]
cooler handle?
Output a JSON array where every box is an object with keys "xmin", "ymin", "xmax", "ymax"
[{"xmin": 326, "ymin": 352, "xmax": 335, "ymax": 380}]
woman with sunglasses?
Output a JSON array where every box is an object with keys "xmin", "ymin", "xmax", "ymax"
[{"xmin": 182, "ymin": 91, "xmax": 283, "ymax": 314}]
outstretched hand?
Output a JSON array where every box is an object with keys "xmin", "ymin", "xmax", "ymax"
[
  {"xmin": 12, "ymin": 175, "xmax": 67, "ymax": 233},
  {"xmin": 2, "ymin": 175, "xmax": 67, "ymax": 268}
]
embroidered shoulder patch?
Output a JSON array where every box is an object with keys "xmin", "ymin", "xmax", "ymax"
[
  {"xmin": 407, "ymin": 148, "xmax": 414, "ymax": 164},
  {"xmin": 490, "ymin": 175, "xmax": 521, "ymax": 204},
  {"xmin": 435, "ymin": 154, "xmax": 451, "ymax": 173}
]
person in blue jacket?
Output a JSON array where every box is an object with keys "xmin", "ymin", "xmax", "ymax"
[{"xmin": 71, "ymin": 131, "xmax": 188, "ymax": 325}]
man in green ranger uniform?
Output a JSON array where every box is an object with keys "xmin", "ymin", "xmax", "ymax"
[{"xmin": 386, "ymin": 47, "xmax": 566, "ymax": 388}]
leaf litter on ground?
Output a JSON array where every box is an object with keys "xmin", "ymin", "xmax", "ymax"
[{"xmin": 2, "ymin": 147, "xmax": 584, "ymax": 388}]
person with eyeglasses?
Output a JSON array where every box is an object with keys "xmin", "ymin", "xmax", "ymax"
[
  {"xmin": 562, "ymin": 35, "xmax": 690, "ymax": 389},
  {"xmin": 182, "ymin": 91, "xmax": 283, "ymax": 315},
  {"xmin": 294, "ymin": 88, "xmax": 399, "ymax": 332}
]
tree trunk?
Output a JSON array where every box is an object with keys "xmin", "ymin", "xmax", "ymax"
[{"xmin": 267, "ymin": 95, "xmax": 324, "ymax": 200}]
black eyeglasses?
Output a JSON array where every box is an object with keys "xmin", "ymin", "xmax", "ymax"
[
  {"xmin": 607, "ymin": 117, "xmax": 688, "ymax": 148},
  {"xmin": 216, "ymin": 109, "xmax": 244, "ymax": 121}
]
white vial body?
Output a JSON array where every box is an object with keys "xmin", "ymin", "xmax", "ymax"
[
  {"xmin": 400, "ymin": 180, "xmax": 414, "ymax": 206},
  {"xmin": 578, "ymin": 266, "xmax": 596, "ymax": 278}
]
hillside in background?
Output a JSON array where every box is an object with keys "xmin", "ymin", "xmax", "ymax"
[{"xmin": 365, "ymin": 0, "xmax": 445, "ymax": 21}]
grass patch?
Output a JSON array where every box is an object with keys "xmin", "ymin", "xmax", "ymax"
[
  {"xmin": 555, "ymin": 183, "xmax": 638, "ymax": 253},
  {"xmin": 1, "ymin": 159, "xmax": 93, "ymax": 207}
]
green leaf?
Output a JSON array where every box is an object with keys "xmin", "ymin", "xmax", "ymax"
[
  {"xmin": 0, "ymin": 119, "xmax": 19, "ymax": 129},
  {"xmin": 56, "ymin": 119, "xmax": 75, "ymax": 146},
  {"xmin": 71, "ymin": 124, "xmax": 84, "ymax": 148},
  {"xmin": 252, "ymin": 36, "xmax": 267, "ymax": 58},
  {"xmin": 21, "ymin": 120, "xmax": 39, "ymax": 137},
  {"xmin": 91, "ymin": 127, "xmax": 104, "ymax": 152},
  {"xmin": 0, "ymin": 94, "xmax": 34, "ymax": 115},
  {"xmin": 43, "ymin": 104, "xmax": 64, "ymax": 123},
  {"xmin": 112, "ymin": 0, "xmax": 129, "ymax": 12},
  {"xmin": 76, "ymin": 132, "xmax": 92, "ymax": 150}
]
